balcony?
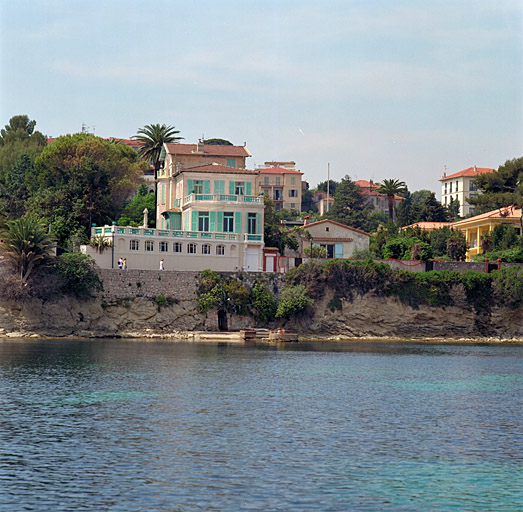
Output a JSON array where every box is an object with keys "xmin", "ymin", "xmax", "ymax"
[{"xmin": 182, "ymin": 194, "xmax": 262, "ymax": 206}]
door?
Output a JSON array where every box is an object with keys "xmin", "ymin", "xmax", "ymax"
[{"xmin": 245, "ymin": 248, "xmax": 259, "ymax": 271}]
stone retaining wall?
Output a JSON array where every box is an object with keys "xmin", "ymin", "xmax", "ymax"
[{"xmin": 97, "ymin": 269, "xmax": 284, "ymax": 301}]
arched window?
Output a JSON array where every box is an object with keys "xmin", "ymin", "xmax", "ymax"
[
  {"xmin": 202, "ymin": 244, "xmax": 211, "ymax": 255},
  {"xmin": 173, "ymin": 242, "xmax": 182, "ymax": 253},
  {"xmin": 188, "ymin": 243, "xmax": 197, "ymax": 254},
  {"xmin": 216, "ymin": 245, "xmax": 225, "ymax": 256}
]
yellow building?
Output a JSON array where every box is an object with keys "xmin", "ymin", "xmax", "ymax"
[{"xmin": 451, "ymin": 206, "xmax": 522, "ymax": 260}]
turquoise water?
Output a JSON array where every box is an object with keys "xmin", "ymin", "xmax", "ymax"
[{"xmin": 0, "ymin": 339, "xmax": 521, "ymax": 511}]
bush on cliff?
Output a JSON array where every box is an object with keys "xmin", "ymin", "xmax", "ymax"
[
  {"xmin": 54, "ymin": 253, "xmax": 102, "ymax": 298},
  {"xmin": 250, "ymin": 278, "xmax": 278, "ymax": 324},
  {"xmin": 275, "ymin": 284, "xmax": 314, "ymax": 320}
]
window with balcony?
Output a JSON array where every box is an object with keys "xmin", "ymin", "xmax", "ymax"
[
  {"xmin": 188, "ymin": 243, "xmax": 197, "ymax": 254},
  {"xmin": 198, "ymin": 212, "xmax": 210, "ymax": 231},
  {"xmin": 247, "ymin": 213, "xmax": 257, "ymax": 234},
  {"xmin": 173, "ymin": 242, "xmax": 182, "ymax": 253},
  {"xmin": 193, "ymin": 180, "xmax": 203, "ymax": 194},
  {"xmin": 217, "ymin": 245, "xmax": 225, "ymax": 255},
  {"xmin": 223, "ymin": 212, "xmax": 234, "ymax": 232},
  {"xmin": 235, "ymin": 182, "xmax": 245, "ymax": 195},
  {"xmin": 273, "ymin": 190, "xmax": 282, "ymax": 200},
  {"xmin": 130, "ymin": 240, "xmax": 139, "ymax": 251}
]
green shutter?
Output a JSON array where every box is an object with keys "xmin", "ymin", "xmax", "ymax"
[
  {"xmin": 188, "ymin": 179, "xmax": 194, "ymax": 194},
  {"xmin": 161, "ymin": 185, "xmax": 165, "ymax": 203},
  {"xmin": 204, "ymin": 180, "xmax": 210, "ymax": 194},
  {"xmin": 246, "ymin": 182, "xmax": 252, "ymax": 195},
  {"xmin": 234, "ymin": 212, "xmax": 241, "ymax": 233},
  {"xmin": 215, "ymin": 180, "xmax": 224, "ymax": 194},
  {"xmin": 210, "ymin": 211, "xmax": 216, "ymax": 232},
  {"xmin": 191, "ymin": 211, "xmax": 198, "ymax": 231},
  {"xmin": 229, "ymin": 181, "xmax": 235, "ymax": 195},
  {"xmin": 183, "ymin": 212, "xmax": 189, "ymax": 230},
  {"xmin": 173, "ymin": 212, "xmax": 182, "ymax": 230},
  {"xmin": 217, "ymin": 211, "xmax": 224, "ymax": 232},
  {"xmin": 256, "ymin": 212, "xmax": 261, "ymax": 234},
  {"xmin": 335, "ymin": 244, "xmax": 343, "ymax": 258}
]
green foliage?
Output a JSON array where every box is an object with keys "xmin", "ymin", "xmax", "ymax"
[
  {"xmin": 250, "ymin": 278, "xmax": 278, "ymax": 323},
  {"xmin": 263, "ymin": 196, "xmax": 298, "ymax": 253},
  {"xmin": 276, "ymin": 284, "xmax": 314, "ymax": 319},
  {"xmin": 117, "ymin": 186, "xmax": 156, "ymax": 227},
  {"xmin": 54, "ymin": 252, "xmax": 102, "ymax": 297},
  {"xmin": 316, "ymin": 180, "xmax": 339, "ymax": 195},
  {"xmin": 156, "ymin": 295, "xmax": 175, "ymax": 307},
  {"xmin": 0, "ymin": 217, "xmax": 56, "ymax": 283},
  {"xmin": 376, "ymin": 179, "xmax": 407, "ymax": 221},
  {"xmin": 26, "ymin": 133, "xmax": 147, "ymax": 248},
  {"xmin": 132, "ymin": 123, "xmax": 183, "ymax": 168},
  {"xmin": 469, "ymin": 156, "xmax": 523, "ymax": 212},
  {"xmin": 491, "ymin": 267, "xmax": 523, "ymax": 309},
  {"xmin": 202, "ymin": 138, "xmax": 233, "ymax": 145},
  {"xmin": 304, "ymin": 245, "xmax": 328, "ymax": 258},
  {"xmin": 197, "ymin": 271, "xmax": 250, "ymax": 315},
  {"xmin": 329, "ymin": 175, "xmax": 372, "ymax": 230},
  {"xmin": 0, "ymin": 115, "xmax": 46, "ymax": 146}
]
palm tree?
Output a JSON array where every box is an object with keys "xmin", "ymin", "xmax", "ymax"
[
  {"xmin": 0, "ymin": 217, "xmax": 56, "ymax": 283},
  {"xmin": 132, "ymin": 124, "xmax": 183, "ymax": 221},
  {"xmin": 377, "ymin": 179, "xmax": 407, "ymax": 222}
]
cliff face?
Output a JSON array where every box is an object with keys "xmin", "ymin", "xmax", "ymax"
[{"xmin": 1, "ymin": 291, "xmax": 522, "ymax": 340}]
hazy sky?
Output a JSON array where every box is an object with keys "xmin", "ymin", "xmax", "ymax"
[{"xmin": 1, "ymin": 0, "xmax": 522, "ymax": 193}]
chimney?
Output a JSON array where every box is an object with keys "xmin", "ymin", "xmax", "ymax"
[
  {"xmin": 196, "ymin": 139, "xmax": 204, "ymax": 153},
  {"xmin": 304, "ymin": 215, "xmax": 310, "ymax": 226},
  {"xmin": 369, "ymin": 179, "xmax": 373, "ymax": 187},
  {"xmin": 474, "ymin": 165, "xmax": 477, "ymax": 173}
]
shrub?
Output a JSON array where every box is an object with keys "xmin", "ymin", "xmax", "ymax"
[
  {"xmin": 276, "ymin": 284, "xmax": 314, "ymax": 320},
  {"xmin": 54, "ymin": 253, "xmax": 102, "ymax": 298},
  {"xmin": 250, "ymin": 278, "xmax": 278, "ymax": 323},
  {"xmin": 491, "ymin": 267, "xmax": 523, "ymax": 309}
]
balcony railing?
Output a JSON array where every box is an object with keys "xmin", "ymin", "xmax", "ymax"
[{"xmin": 182, "ymin": 193, "xmax": 262, "ymax": 206}]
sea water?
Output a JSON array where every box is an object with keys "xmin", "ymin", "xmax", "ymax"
[{"xmin": 0, "ymin": 339, "xmax": 521, "ymax": 511}]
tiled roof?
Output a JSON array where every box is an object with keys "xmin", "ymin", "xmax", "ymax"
[
  {"xmin": 181, "ymin": 163, "xmax": 258, "ymax": 175},
  {"xmin": 258, "ymin": 167, "xmax": 303, "ymax": 175},
  {"xmin": 164, "ymin": 143, "xmax": 251, "ymax": 157},
  {"xmin": 355, "ymin": 179, "xmax": 378, "ymax": 189},
  {"xmin": 360, "ymin": 189, "xmax": 403, "ymax": 200},
  {"xmin": 402, "ymin": 222, "xmax": 452, "ymax": 230},
  {"xmin": 439, "ymin": 167, "xmax": 495, "ymax": 181},
  {"xmin": 304, "ymin": 219, "xmax": 371, "ymax": 237},
  {"xmin": 452, "ymin": 206, "xmax": 522, "ymax": 226}
]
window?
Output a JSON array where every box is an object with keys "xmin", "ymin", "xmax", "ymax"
[
  {"xmin": 275, "ymin": 177, "xmax": 281, "ymax": 185},
  {"xmin": 456, "ymin": 181, "xmax": 458, "ymax": 192},
  {"xmin": 188, "ymin": 243, "xmax": 197, "ymax": 254},
  {"xmin": 173, "ymin": 242, "xmax": 182, "ymax": 253},
  {"xmin": 444, "ymin": 183, "xmax": 448, "ymax": 194},
  {"xmin": 202, "ymin": 244, "xmax": 211, "ymax": 255},
  {"xmin": 193, "ymin": 180, "xmax": 203, "ymax": 194},
  {"xmin": 217, "ymin": 245, "xmax": 225, "ymax": 255},
  {"xmin": 227, "ymin": 159, "xmax": 236, "ymax": 168},
  {"xmin": 235, "ymin": 182, "xmax": 245, "ymax": 195},
  {"xmin": 223, "ymin": 212, "xmax": 234, "ymax": 232},
  {"xmin": 160, "ymin": 241, "xmax": 168, "ymax": 252},
  {"xmin": 247, "ymin": 213, "xmax": 257, "ymax": 234},
  {"xmin": 130, "ymin": 240, "xmax": 139, "ymax": 251},
  {"xmin": 291, "ymin": 177, "xmax": 296, "ymax": 185},
  {"xmin": 450, "ymin": 182, "xmax": 453, "ymax": 193},
  {"xmin": 264, "ymin": 176, "xmax": 269, "ymax": 185},
  {"xmin": 145, "ymin": 241, "xmax": 154, "ymax": 252},
  {"xmin": 262, "ymin": 188, "xmax": 269, "ymax": 195},
  {"xmin": 198, "ymin": 212, "xmax": 209, "ymax": 231},
  {"xmin": 444, "ymin": 196, "xmax": 447, "ymax": 205},
  {"xmin": 273, "ymin": 190, "xmax": 282, "ymax": 200},
  {"xmin": 289, "ymin": 189, "xmax": 298, "ymax": 197},
  {"xmin": 470, "ymin": 181, "xmax": 477, "ymax": 191}
]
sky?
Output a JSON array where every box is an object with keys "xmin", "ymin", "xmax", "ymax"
[{"xmin": 1, "ymin": 0, "xmax": 522, "ymax": 194}]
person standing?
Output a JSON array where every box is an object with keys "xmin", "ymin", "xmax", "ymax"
[
  {"xmin": 123, "ymin": 258, "xmax": 127, "ymax": 270},
  {"xmin": 118, "ymin": 257, "xmax": 123, "ymax": 270},
  {"xmin": 159, "ymin": 259, "xmax": 165, "ymax": 271}
]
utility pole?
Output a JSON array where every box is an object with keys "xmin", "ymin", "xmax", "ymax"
[{"xmin": 326, "ymin": 163, "xmax": 330, "ymax": 213}]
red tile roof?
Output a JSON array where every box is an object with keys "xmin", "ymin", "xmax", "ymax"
[
  {"xmin": 164, "ymin": 143, "xmax": 251, "ymax": 157},
  {"xmin": 303, "ymin": 219, "xmax": 371, "ymax": 237},
  {"xmin": 355, "ymin": 179, "xmax": 379, "ymax": 189},
  {"xmin": 258, "ymin": 167, "xmax": 303, "ymax": 175},
  {"xmin": 402, "ymin": 222, "xmax": 452, "ymax": 230},
  {"xmin": 181, "ymin": 163, "xmax": 258, "ymax": 175},
  {"xmin": 439, "ymin": 167, "xmax": 495, "ymax": 181}
]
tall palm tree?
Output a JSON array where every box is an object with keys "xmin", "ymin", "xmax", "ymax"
[
  {"xmin": 132, "ymin": 124, "xmax": 183, "ymax": 222},
  {"xmin": 0, "ymin": 217, "xmax": 56, "ymax": 283},
  {"xmin": 377, "ymin": 179, "xmax": 407, "ymax": 222}
]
